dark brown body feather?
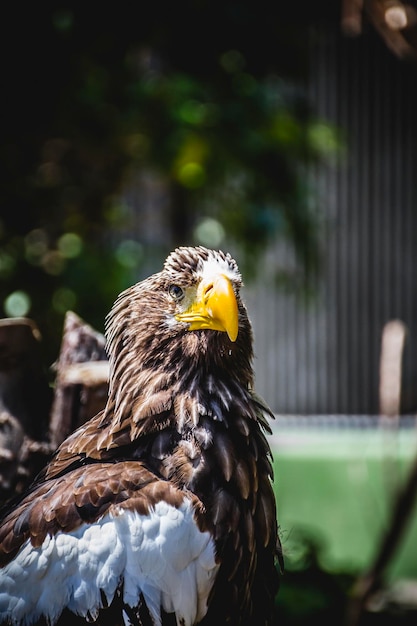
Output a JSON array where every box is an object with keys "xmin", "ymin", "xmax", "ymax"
[{"xmin": 0, "ymin": 247, "xmax": 282, "ymax": 625}]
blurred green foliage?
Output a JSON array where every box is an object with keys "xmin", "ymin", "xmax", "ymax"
[{"xmin": 0, "ymin": 1, "xmax": 342, "ymax": 364}]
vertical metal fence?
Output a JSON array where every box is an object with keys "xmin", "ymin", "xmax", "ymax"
[{"xmin": 246, "ymin": 23, "xmax": 417, "ymax": 415}]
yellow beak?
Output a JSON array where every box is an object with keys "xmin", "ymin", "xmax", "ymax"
[{"xmin": 175, "ymin": 274, "xmax": 239, "ymax": 342}]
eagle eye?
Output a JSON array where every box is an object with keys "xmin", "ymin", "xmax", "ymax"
[{"xmin": 168, "ymin": 284, "xmax": 184, "ymax": 301}]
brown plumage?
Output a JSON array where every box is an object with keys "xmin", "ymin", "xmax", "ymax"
[{"xmin": 0, "ymin": 246, "xmax": 282, "ymax": 626}]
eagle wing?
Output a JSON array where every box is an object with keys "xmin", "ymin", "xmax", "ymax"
[{"xmin": 0, "ymin": 461, "xmax": 218, "ymax": 626}]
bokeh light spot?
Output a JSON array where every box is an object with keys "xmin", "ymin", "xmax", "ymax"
[
  {"xmin": 58, "ymin": 232, "xmax": 83, "ymax": 258},
  {"xmin": 116, "ymin": 240, "xmax": 143, "ymax": 269},
  {"xmin": 271, "ymin": 111, "xmax": 300, "ymax": 146},
  {"xmin": 194, "ymin": 218, "xmax": 225, "ymax": 247},
  {"xmin": 25, "ymin": 229, "xmax": 48, "ymax": 265},
  {"xmin": 52, "ymin": 287, "xmax": 77, "ymax": 313},
  {"xmin": 177, "ymin": 162, "xmax": 206, "ymax": 189},
  {"xmin": 0, "ymin": 251, "xmax": 16, "ymax": 277},
  {"xmin": 178, "ymin": 100, "xmax": 208, "ymax": 126},
  {"xmin": 307, "ymin": 122, "xmax": 341, "ymax": 156},
  {"xmin": 42, "ymin": 250, "xmax": 66, "ymax": 275},
  {"xmin": 4, "ymin": 291, "xmax": 31, "ymax": 317}
]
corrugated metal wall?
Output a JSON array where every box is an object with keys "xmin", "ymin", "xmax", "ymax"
[{"xmin": 246, "ymin": 23, "xmax": 417, "ymax": 415}]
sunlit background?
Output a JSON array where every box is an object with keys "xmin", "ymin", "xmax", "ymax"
[{"xmin": 1, "ymin": 1, "xmax": 417, "ymax": 624}]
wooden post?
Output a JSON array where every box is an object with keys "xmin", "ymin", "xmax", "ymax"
[{"xmin": 48, "ymin": 311, "xmax": 109, "ymax": 448}]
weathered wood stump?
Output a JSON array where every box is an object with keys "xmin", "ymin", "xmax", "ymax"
[
  {"xmin": 0, "ymin": 312, "xmax": 109, "ymax": 505},
  {"xmin": 49, "ymin": 311, "xmax": 109, "ymax": 448}
]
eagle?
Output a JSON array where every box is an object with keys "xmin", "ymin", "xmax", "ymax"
[{"xmin": 0, "ymin": 246, "xmax": 282, "ymax": 626}]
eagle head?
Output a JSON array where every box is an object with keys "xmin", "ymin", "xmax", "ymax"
[
  {"xmin": 163, "ymin": 246, "xmax": 241, "ymax": 341},
  {"xmin": 105, "ymin": 246, "xmax": 254, "ymax": 392}
]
